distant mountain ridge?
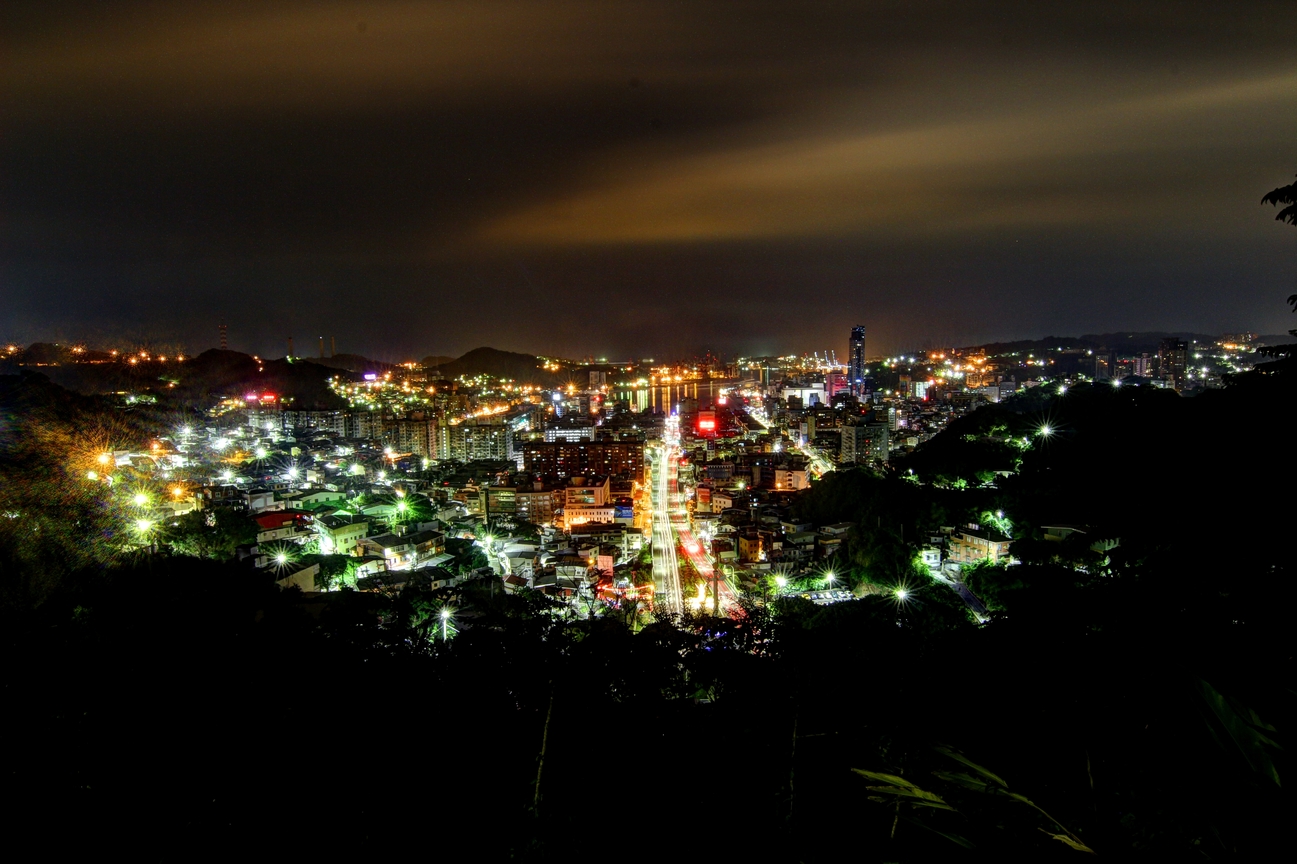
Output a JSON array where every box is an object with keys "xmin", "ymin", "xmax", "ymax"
[{"xmin": 962, "ymin": 332, "xmax": 1219, "ymax": 356}]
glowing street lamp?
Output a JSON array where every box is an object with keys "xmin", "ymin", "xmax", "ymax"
[
  {"xmin": 97, "ymin": 453, "xmax": 112, "ymax": 466},
  {"xmin": 774, "ymin": 575, "xmax": 787, "ymax": 590},
  {"xmin": 440, "ymin": 607, "xmax": 452, "ymax": 642},
  {"xmin": 1038, "ymin": 424, "xmax": 1053, "ymax": 438},
  {"xmin": 825, "ymin": 570, "xmax": 836, "ymax": 589},
  {"xmin": 894, "ymin": 587, "xmax": 909, "ymax": 601},
  {"xmin": 133, "ymin": 492, "xmax": 149, "ymax": 507}
]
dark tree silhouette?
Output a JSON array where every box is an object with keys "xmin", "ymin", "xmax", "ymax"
[
  {"xmin": 1262, "ymin": 174, "xmax": 1297, "ymax": 225},
  {"xmin": 1262, "ymin": 175, "xmax": 1297, "ymax": 312}
]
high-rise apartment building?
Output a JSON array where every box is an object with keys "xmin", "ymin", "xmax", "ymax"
[
  {"xmin": 1158, "ymin": 338, "xmax": 1189, "ymax": 389},
  {"xmin": 849, "ymin": 325, "xmax": 867, "ymax": 396},
  {"xmin": 840, "ymin": 420, "xmax": 889, "ymax": 464},
  {"xmin": 521, "ymin": 440, "xmax": 644, "ymax": 479}
]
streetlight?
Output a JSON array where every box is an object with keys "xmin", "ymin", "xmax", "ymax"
[
  {"xmin": 133, "ymin": 492, "xmax": 149, "ymax": 507},
  {"xmin": 440, "ymin": 608, "xmax": 451, "ymax": 642},
  {"xmin": 97, "ymin": 453, "xmax": 112, "ymax": 466},
  {"xmin": 825, "ymin": 570, "xmax": 836, "ymax": 590},
  {"xmin": 895, "ymin": 587, "xmax": 909, "ymax": 601},
  {"xmin": 1038, "ymin": 424, "xmax": 1053, "ymax": 438}
]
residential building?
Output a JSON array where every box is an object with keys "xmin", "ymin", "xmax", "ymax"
[
  {"xmin": 316, "ymin": 514, "xmax": 370, "ymax": 555},
  {"xmin": 360, "ymin": 529, "xmax": 446, "ymax": 571},
  {"xmin": 562, "ymin": 475, "xmax": 615, "ymax": 527},
  {"xmin": 521, "ymin": 439, "xmax": 644, "ymax": 479},
  {"xmin": 947, "ymin": 525, "xmax": 1013, "ymax": 564},
  {"xmin": 840, "ymin": 422, "xmax": 889, "ymax": 464},
  {"xmin": 1159, "ymin": 338, "xmax": 1189, "ymax": 389}
]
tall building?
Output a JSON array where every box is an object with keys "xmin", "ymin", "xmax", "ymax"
[
  {"xmin": 440, "ymin": 421, "xmax": 514, "ymax": 461},
  {"xmin": 840, "ymin": 421, "xmax": 889, "ymax": 464},
  {"xmin": 1158, "ymin": 338, "xmax": 1188, "ymax": 389},
  {"xmin": 849, "ymin": 326, "xmax": 866, "ymax": 396},
  {"xmin": 521, "ymin": 440, "xmax": 644, "ymax": 479}
]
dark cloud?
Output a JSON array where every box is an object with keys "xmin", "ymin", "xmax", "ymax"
[{"xmin": 4, "ymin": 1, "xmax": 1297, "ymax": 357}]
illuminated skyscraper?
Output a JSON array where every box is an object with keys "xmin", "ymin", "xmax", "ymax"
[{"xmin": 849, "ymin": 325, "xmax": 866, "ymax": 396}]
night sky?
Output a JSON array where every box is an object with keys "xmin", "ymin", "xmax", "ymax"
[{"xmin": 5, "ymin": 1, "xmax": 1297, "ymax": 360}]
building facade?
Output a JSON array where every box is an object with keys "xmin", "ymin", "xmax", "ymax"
[{"xmin": 849, "ymin": 325, "xmax": 867, "ymax": 397}]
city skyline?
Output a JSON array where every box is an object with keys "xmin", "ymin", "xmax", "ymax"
[{"xmin": 5, "ymin": 2, "xmax": 1297, "ymax": 358}]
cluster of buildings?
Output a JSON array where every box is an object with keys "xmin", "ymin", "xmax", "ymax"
[{"xmin": 53, "ymin": 323, "xmax": 1275, "ymax": 616}]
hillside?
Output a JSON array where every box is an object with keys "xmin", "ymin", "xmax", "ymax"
[
  {"xmin": 23, "ymin": 349, "xmax": 351, "ymax": 410},
  {"xmin": 964, "ymin": 332, "xmax": 1218, "ymax": 356},
  {"xmin": 422, "ymin": 347, "xmax": 562, "ymax": 385},
  {"xmin": 308, "ymin": 353, "xmax": 392, "ymax": 376}
]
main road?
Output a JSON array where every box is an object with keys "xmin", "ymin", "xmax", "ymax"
[
  {"xmin": 649, "ymin": 414, "xmax": 741, "ymax": 615},
  {"xmin": 650, "ymin": 418, "xmax": 684, "ymax": 614}
]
